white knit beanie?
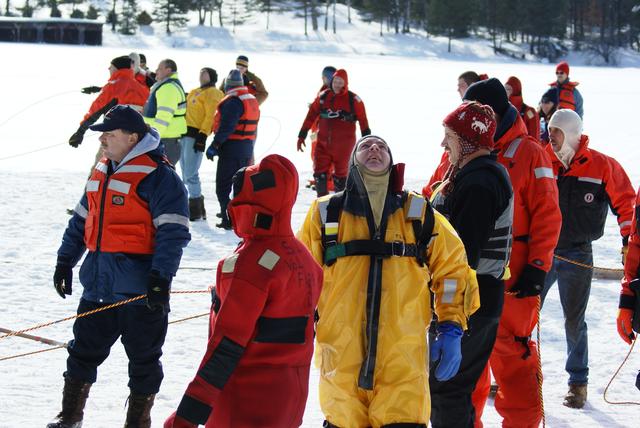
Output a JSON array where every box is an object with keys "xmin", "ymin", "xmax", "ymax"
[{"xmin": 548, "ymin": 109, "xmax": 582, "ymax": 151}]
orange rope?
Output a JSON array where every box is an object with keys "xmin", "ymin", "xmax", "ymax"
[
  {"xmin": 0, "ymin": 312, "xmax": 209, "ymax": 362},
  {"xmin": 553, "ymin": 254, "xmax": 623, "ymax": 273},
  {"xmin": 536, "ymin": 297, "xmax": 546, "ymax": 427},
  {"xmin": 0, "ymin": 290, "xmax": 209, "ymax": 341},
  {"xmin": 603, "ymin": 338, "xmax": 640, "ymax": 406}
]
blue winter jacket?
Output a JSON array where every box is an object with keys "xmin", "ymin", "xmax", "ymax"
[{"xmin": 57, "ymin": 128, "xmax": 191, "ymax": 304}]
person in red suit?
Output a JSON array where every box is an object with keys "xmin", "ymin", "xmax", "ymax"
[
  {"xmin": 165, "ymin": 154, "xmax": 323, "ymax": 428},
  {"xmin": 436, "ymin": 78, "xmax": 561, "ymax": 428},
  {"xmin": 297, "ymin": 68, "xmax": 371, "ymax": 196},
  {"xmin": 505, "ymin": 76, "xmax": 539, "ymax": 140}
]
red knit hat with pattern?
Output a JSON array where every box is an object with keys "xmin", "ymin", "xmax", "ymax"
[
  {"xmin": 443, "ymin": 101, "xmax": 497, "ymax": 152},
  {"xmin": 556, "ymin": 61, "xmax": 570, "ymax": 75}
]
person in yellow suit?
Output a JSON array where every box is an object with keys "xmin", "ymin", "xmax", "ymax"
[
  {"xmin": 298, "ymin": 135, "xmax": 480, "ymax": 427},
  {"xmin": 181, "ymin": 67, "xmax": 224, "ymax": 221},
  {"xmin": 143, "ymin": 59, "xmax": 187, "ymax": 165}
]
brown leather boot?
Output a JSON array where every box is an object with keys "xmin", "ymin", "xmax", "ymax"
[
  {"xmin": 123, "ymin": 392, "xmax": 156, "ymax": 428},
  {"xmin": 563, "ymin": 383, "xmax": 587, "ymax": 409},
  {"xmin": 47, "ymin": 374, "xmax": 92, "ymax": 428}
]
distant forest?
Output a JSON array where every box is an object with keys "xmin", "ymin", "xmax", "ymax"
[{"xmin": 5, "ymin": 0, "xmax": 640, "ymax": 63}]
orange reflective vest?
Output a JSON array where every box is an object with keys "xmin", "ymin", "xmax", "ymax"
[
  {"xmin": 213, "ymin": 87, "xmax": 260, "ymax": 142},
  {"xmin": 551, "ymin": 81, "xmax": 579, "ymax": 111},
  {"xmin": 84, "ymin": 155, "xmax": 158, "ymax": 254}
]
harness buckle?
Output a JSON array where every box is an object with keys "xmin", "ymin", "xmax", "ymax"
[
  {"xmin": 391, "ymin": 241, "xmax": 405, "ymax": 257},
  {"xmin": 326, "ymin": 110, "xmax": 340, "ymax": 119}
]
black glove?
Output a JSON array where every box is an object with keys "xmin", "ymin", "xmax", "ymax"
[
  {"xmin": 53, "ymin": 264, "xmax": 73, "ymax": 299},
  {"xmin": 206, "ymin": 142, "xmax": 220, "ymax": 161},
  {"xmin": 361, "ymin": 128, "xmax": 372, "ymax": 137},
  {"xmin": 510, "ymin": 264, "xmax": 546, "ymax": 298},
  {"xmin": 81, "ymin": 86, "xmax": 102, "ymax": 94},
  {"xmin": 146, "ymin": 270, "xmax": 170, "ymax": 311},
  {"xmin": 69, "ymin": 126, "xmax": 87, "ymax": 148},
  {"xmin": 194, "ymin": 132, "xmax": 207, "ymax": 153}
]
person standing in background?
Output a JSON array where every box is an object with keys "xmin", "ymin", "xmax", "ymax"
[{"xmin": 181, "ymin": 67, "xmax": 224, "ymax": 221}]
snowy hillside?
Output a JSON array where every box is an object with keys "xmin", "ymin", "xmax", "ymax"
[{"xmin": 1, "ymin": 4, "xmax": 640, "ymax": 426}]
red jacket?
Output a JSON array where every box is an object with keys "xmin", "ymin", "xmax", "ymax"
[
  {"xmin": 546, "ymin": 135, "xmax": 634, "ymax": 248},
  {"xmin": 82, "ymin": 68, "xmax": 150, "ymax": 126},
  {"xmin": 299, "ymin": 69, "xmax": 370, "ymax": 146},
  {"xmin": 423, "ymin": 113, "xmax": 561, "ymax": 278},
  {"xmin": 494, "ymin": 115, "xmax": 561, "ymax": 278},
  {"xmin": 622, "ymin": 188, "xmax": 640, "ymax": 299},
  {"xmin": 171, "ymin": 155, "xmax": 323, "ymax": 428},
  {"xmin": 84, "ymin": 155, "xmax": 157, "ymax": 254}
]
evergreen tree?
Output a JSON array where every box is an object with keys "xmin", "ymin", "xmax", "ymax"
[
  {"xmin": 428, "ymin": 0, "xmax": 472, "ymax": 52},
  {"xmin": 154, "ymin": 0, "xmax": 189, "ymax": 34},
  {"xmin": 49, "ymin": 0, "xmax": 61, "ymax": 17},
  {"xmin": 87, "ymin": 5, "xmax": 99, "ymax": 19},
  {"xmin": 120, "ymin": 0, "xmax": 138, "ymax": 34}
]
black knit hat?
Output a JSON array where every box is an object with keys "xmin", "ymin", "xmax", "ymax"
[
  {"xmin": 111, "ymin": 55, "xmax": 132, "ymax": 70},
  {"xmin": 463, "ymin": 77, "xmax": 510, "ymax": 117},
  {"xmin": 202, "ymin": 67, "xmax": 218, "ymax": 85},
  {"xmin": 541, "ymin": 87, "xmax": 559, "ymax": 105}
]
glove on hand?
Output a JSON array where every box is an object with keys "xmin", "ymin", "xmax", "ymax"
[
  {"xmin": 81, "ymin": 86, "xmax": 102, "ymax": 94},
  {"xmin": 297, "ymin": 138, "xmax": 306, "ymax": 152},
  {"xmin": 194, "ymin": 132, "xmax": 207, "ymax": 153},
  {"xmin": 617, "ymin": 308, "xmax": 635, "ymax": 344},
  {"xmin": 68, "ymin": 130, "xmax": 85, "ymax": 148},
  {"xmin": 164, "ymin": 411, "xmax": 197, "ymax": 428},
  {"xmin": 510, "ymin": 264, "xmax": 546, "ymax": 298},
  {"xmin": 430, "ymin": 322, "xmax": 463, "ymax": 381},
  {"xmin": 206, "ymin": 143, "xmax": 220, "ymax": 161},
  {"xmin": 147, "ymin": 270, "xmax": 170, "ymax": 311},
  {"xmin": 53, "ymin": 264, "xmax": 73, "ymax": 299}
]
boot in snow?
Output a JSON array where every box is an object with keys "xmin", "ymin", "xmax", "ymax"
[
  {"xmin": 47, "ymin": 374, "xmax": 92, "ymax": 428},
  {"xmin": 123, "ymin": 392, "xmax": 155, "ymax": 428},
  {"xmin": 314, "ymin": 173, "xmax": 328, "ymax": 197},
  {"xmin": 199, "ymin": 196, "xmax": 207, "ymax": 220},
  {"xmin": 563, "ymin": 383, "xmax": 587, "ymax": 409},
  {"xmin": 216, "ymin": 210, "xmax": 232, "ymax": 230},
  {"xmin": 188, "ymin": 197, "xmax": 203, "ymax": 221}
]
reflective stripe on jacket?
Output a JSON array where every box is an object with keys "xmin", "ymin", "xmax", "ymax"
[
  {"xmin": 84, "ymin": 156, "xmax": 157, "ymax": 254},
  {"xmin": 143, "ymin": 73, "xmax": 187, "ymax": 138}
]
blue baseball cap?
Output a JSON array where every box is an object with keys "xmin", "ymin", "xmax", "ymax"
[{"xmin": 89, "ymin": 105, "xmax": 148, "ymax": 137}]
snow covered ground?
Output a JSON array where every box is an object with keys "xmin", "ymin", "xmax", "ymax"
[{"xmin": 2, "ymin": 7, "xmax": 640, "ymax": 426}]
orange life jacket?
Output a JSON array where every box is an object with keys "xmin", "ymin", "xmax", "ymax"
[
  {"xmin": 84, "ymin": 155, "xmax": 158, "ymax": 254},
  {"xmin": 213, "ymin": 87, "xmax": 260, "ymax": 142},
  {"xmin": 552, "ymin": 81, "xmax": 579, "ymax": 111}
]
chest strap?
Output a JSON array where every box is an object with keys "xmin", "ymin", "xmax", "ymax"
[{"xmin": 320, "ymin": 190, "xmax": 435, "ymax": 267}]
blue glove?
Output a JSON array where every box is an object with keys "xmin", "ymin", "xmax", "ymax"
[
  {"xmin": 206, "ymin": 143, "xmax": 220, "ymax": 161},
  {"xmin": 430, "ymin": 322, "xmax": 463, "ymax": 381}
]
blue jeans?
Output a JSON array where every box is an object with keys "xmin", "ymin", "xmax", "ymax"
[
  {"xmin": 541, "ymin": 244, "xmax": 593, "ymax": 385},
  {"xmin": 179, "ymin": 136, "xmax": 203, "ymax": 198}
]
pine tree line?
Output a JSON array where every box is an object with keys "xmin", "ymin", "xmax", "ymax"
[{"xmin": 4, "ymin": 0, "xmax": 640, "ymax": 63}]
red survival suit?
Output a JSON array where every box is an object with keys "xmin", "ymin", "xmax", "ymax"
[
  {"xmin": 298, "ymin": 69, "xmax": 370, "ymax": 191},
  {"xmin": 423, "ymin": 113, "xmax": 561, "ymax": 427},
  {"xmin": 165, "ymin": 155, "xmax": 323, "ymax": 428},
  {"xmin": 620, "ymin": 188, "xmax": 640, "ymax": 324},
  {"xmin": 81, "ymin": 68, "xmax": 150, "ymax": 126},
  {"xmin": 506, "ymin": 76, "xmax": 540, "ymax": 141}
]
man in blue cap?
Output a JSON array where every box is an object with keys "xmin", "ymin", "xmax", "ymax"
[{"xmin": 48, "ymin": 105, "xmax": 191, "ymax": 428}]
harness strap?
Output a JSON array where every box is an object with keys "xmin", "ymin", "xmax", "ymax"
[{"xmin": 324, "ymin": 240, "xmax": 419, "ymax": 264}]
